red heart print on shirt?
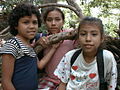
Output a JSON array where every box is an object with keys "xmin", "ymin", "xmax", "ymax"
[
  {"xmin": 72, "ymin": 66, "xmax": 78, "ymax": 70},
  {"xmin": 70, "ymin": 75, "xmax": 75, "ymax": 80},
  {"xmin": 89, "ymin": 73, "xmax": 96, "ymax": 79}
]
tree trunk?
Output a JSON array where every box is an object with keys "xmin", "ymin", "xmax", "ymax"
[{"xmin": 34, "ymin": 29, "xmax": 78, "ymax": 54}]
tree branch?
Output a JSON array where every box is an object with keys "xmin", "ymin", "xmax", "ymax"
[
  {"xmin": 34, "ymin": 29, "xmax": 78, "ymax": 54},
  {"xmin": 66, "ymin": 0, "xmax": 84, "ymax": 18},
  {"xmin": 37, "ymin": 3, "xmax": 82, "ymax": 18}
]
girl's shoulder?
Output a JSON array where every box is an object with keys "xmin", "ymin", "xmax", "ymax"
[
  {"xmin": 5, "ymin": 37, "xmax": 36, "ymax": 58},
  {"xmin": 5, "ymin": 37, "xmax": 20, "ymax": 48},
  {"xmin": 103, "ymin": 49, "xmax": 115, "ymax": 62},
  {"xmin": 103, "ymin": 49, "xmax": 114, "ymax": 57},
  {"xmin": 0, "ymin": 37, "xmax": 20, "ymax": 58},
  {"xmin": 65, "ymin": 48, "xmax": 80, "ymax": 57}
]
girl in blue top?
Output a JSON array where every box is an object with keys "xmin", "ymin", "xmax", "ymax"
[{"xmin": 0, "ymin": 3, "xmax": 60, "ymax": 90}]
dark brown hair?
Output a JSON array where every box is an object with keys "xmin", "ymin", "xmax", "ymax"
[
  {"xmin": 8, "ymin": 3, "xmax": 41, "ymax": 36},
  {"xmin": 43, "ymin": 7, "xmax": 65, "ymax": 22},
  {"xmin": 78, "ymin": 16, "xmax": 104, "ymax": 37}
]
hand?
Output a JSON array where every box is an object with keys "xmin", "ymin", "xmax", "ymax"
[{"xmin": 35, "ymin": 36, "xmax": 49, "ymax": 48}]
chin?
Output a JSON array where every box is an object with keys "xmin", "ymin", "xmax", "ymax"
[
  {"xmin": 29, "ymin": 36, "xmax": 35, "ymax": 40},
  {"xmin": 83, "ymin": 49, "xmax": 93, "ymax": 53}
]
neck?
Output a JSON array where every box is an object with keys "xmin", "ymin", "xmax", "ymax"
[
  {"xmin": 16, "ymin": 35, "xmax": 31, "ymax": 47},
  {"xmin": 83, "ymin": 51, "xmax": 96, "ymax": 63}
]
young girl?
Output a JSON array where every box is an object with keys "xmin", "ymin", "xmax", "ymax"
[
  {"xmin": 54, "ymin": 16, "xmax": 117, "ymax": 90},
  {"xmin": 37, "ymin": 7, "xmax": 77, "ymax": 89},
  {"xmin": 0, "ymin": 3, "xmax": 59, "ymax": 90}
]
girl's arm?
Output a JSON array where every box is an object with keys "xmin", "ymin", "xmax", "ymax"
[
  {"xmin": 105, "ymin": 52, "xmax": 117, "ymax": 90},
  {"xmin": 37, "ymin": 43, "xmax": 60, "ymax": 70},
  {"xmin": 1, "ymin": 54, "xmax": 16, "ymax": 90},
  {"xmin": 58, "ymin": 81, "xmax": 67, "ymax": 90},
  {"xmin": 108, "ymin": 58, "xmax": 117, "ymax": 90}
]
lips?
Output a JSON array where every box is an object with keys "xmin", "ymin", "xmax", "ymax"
[
  {"xmin": 84, "ymin": 44, "xmax": 93, "ymax": 48},
  {"xmin": 27, "ymin": 31, "xmax": 36, "ymax": 33},
  {"xmin": 27, "ymin": 31, "xmax": 36, "ymax": 36},
  {"xmin": 50, "ymin": 28, "xmax": 58, "ymax": 30}
]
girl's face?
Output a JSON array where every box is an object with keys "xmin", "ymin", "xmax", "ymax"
[
  {"xmin": 78, "ymin": 24, "xmax": 104, "ymax": 55},
  {"xmin": 45, "ymin": 10, "xmax": 64, "ymax": 34},
  {"xmin": 15, "ymin": 14, "xmax": 38, "ymax": 43}
]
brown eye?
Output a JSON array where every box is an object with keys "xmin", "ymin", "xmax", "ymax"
[
  {"xmin": 92, "ymin": 33, "xmax": 97, "ymax": 36},
  {"xmin": 23, "ymin": 21, "xmax": 29, "ymax": 24},
  {"xmin": 55, "ymin": 18, "xmax": 61, "ymax": 21},
  {"xmin": 33, "ymin": 20, "xmax": 38, "ymax": 25},
  {"xmin": 46, "ymin": 18, "xmax": 52, "ymax": 22},
  {"xmin": 79, "ymin": 32, "xmax": 86, "ymax": 36}
]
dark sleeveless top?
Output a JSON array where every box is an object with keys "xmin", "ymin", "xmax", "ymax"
[{"xmin": 0, "ymin": 37, "xmax": 38, "ymax": 90}]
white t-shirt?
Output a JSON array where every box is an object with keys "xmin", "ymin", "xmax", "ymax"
[{"xmin": 54, "ymin": 49, "xmax": 117, "ymax": 90}]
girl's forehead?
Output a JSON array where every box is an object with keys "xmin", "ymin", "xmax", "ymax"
[
  {"xmin": 80, "ymin": 24, "xmax": 99, "ymax": 29},
  {"xmin": 79, "ymin": 24, "xmax": 101, "ymax": 32},
  {"xmin": 21, "ymin": 14, "xmax": 37, "ymax": 19},
  {"xmin": 47, "ymin": 10, "xmax": 62, "ymax": 16},
  {"xmin": 49, "ymin": 10, "xmax": 61, "ymax": 14}
]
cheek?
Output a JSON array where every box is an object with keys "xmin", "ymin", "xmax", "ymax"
[
  {"xmin": 57, "ymin": 21, "xmax": 64, "ymax": 27},
  {"xmin": 95, "ymin": 39, "xmax": 102, "ymax": 47},
  {"xmin": 78, "ymin": 37, "xmax": 83, "ymax": 45},
  {"xmin": 35, "ymin": 25, "xmax": 38, "ymax": 30},
  {"xmin": 45, "ymin": 23, "xmax": 51, "ymax": 29},
  {"xmin": 35, "ymin": 25, "xmax": 39, "ymax": 28},
  {"xmin": 78, "ymin": 35, "xmax": 83, "ymax": 41},
  {"xmin": 78, "ymin": 37, "xmax": 82, "ymax": 42},
  {"xmin": 60, "ymin": 22, "xmax": 64, "ymax": 27}
]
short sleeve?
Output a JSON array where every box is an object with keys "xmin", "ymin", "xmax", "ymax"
[
  {"xmin": 54, "ymin": 54, "xmax": 71, "ymax": 83},
  {"xmin": 0, "ymin": 39, "xmax": 19, "ymax": 58},
  {"xmin": 54, "ymin": 49, "xmax": 79, "ymax": 83},
  {"xmin": 104, "ymin": 50, "xmax": 117, "ymax": 90}
]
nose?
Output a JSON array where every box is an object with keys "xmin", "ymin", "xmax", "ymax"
[
  {"xmin": 29, "ymin": 23, "xmax": 35, "ymax": 28},
  {"xmin": 51, "ymin": 20, "xmax": 56, "ymax": 25},
  {"xmin": 86, "ymin": 34, "xmax": 91, "ymax": 42}
]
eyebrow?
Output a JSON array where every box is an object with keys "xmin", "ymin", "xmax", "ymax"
[
  {"xmin": 80, "ymin": 29, "xmax": 99, "ymax": 32},
  {"xmin": 21, "ymin": 18, "xmax": 38, "ymax": 20}
]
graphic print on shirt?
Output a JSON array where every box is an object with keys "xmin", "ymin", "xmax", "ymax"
[
  {"xmin": 72, "ymin": 66, "xmax": 78, "ymax": 71},
  {"xmin": 71, "ymin": 65, "xmax": 98, "ymax": 89},
  {"xmin": 54, "ymin": 49, "xmax": 117, "ymax": 90},
  {"xmin": 89, "ymin": 73, "xmax": 96, "ymax": 79},
  {"xmin": 61, "ymin": 57, "xmax": 66, "ymax": 79},
  {"xmin": 71, "ymin": 65, "xmax": 88, "ymax": 82},
  {"xmin": 106, "ymin": 70, "xmax": 116, "ymax": 89}
]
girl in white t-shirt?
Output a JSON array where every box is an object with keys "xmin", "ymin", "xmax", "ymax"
[{"xmin": 54, "ymin": 16, "xmax": 117, "ymax": 90}]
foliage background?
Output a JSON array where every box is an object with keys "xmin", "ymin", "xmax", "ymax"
[{"xmin": 0, "ymin": 0, "xmax": 120, "ymax": 37}]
